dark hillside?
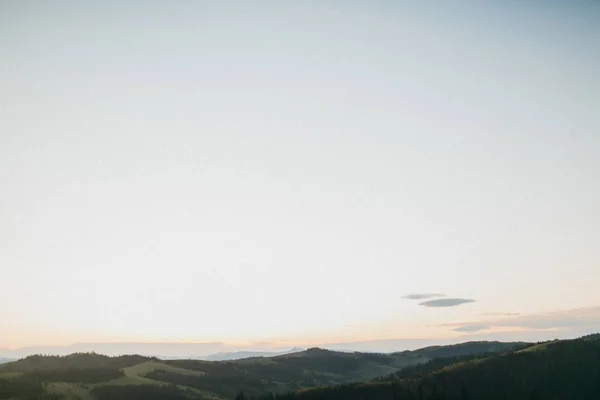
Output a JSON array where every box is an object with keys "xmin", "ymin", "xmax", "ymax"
[
  {"xmin": 399, "ymin": 341, "xmax": 529, "ymax": 359},
  {"xmin": 251, "ymin": 335, "xmax": 600, "ymax": 400},
  {"xmin": 0, "ymin": 377, "xmax": 61, "ymax": 399}
]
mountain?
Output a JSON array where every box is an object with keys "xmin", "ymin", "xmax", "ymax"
[
  {"xmin": 253, "ymin": 334, "xmax": 600, "ymax": 400},
  {"xmin": 0, "ymin": 357, "xmax": 13, "ymax": 364},
  {"xmin": 0, "ymin": 341, "xmax": 525, "ymax": 399}
]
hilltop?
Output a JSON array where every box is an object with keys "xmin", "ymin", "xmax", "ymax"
[{"xmin": 202, "ymin": 348, "xmax": 305, "ymax": 361}]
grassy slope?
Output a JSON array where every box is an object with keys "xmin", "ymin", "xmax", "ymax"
[
  {"xmin": 47, "ymin": 382, "xmax": 94, "ymax": 400},
  {"xmin": 123, "ymin": 361, "xmax": 206, "ymax": 377},
  {"xmin": 91, "ymin": 360, "xmax": 219, "ymax": 399},
  {"xmin": 0, "ymin": 371, "xmax": 22, "ymax": 379},
  {"xmin": 6, "ymin": 358, "xmax": 219, "ymax": 399},
  {"xmin": 516, "ymin": 341, "xmax": 555, "ymax": 353},
  {"xmin": 42, "ymin": 363, "xmax": 172, "ymax": 400}
]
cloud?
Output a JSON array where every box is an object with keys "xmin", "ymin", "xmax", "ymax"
[
  {"xmin": 419, "ymin": 298, "xmax": 476, "ymax": 307},
  {"xmin": 436, "ymin": 306, "xmax": 600, "ymax": 333},
  {"xmin": 402, "ymin": 293, "xmax": 445, "ymax": 300},
  {"xmin": 452, "ymin": 325, "xmax": 489, "ymax": 333}
]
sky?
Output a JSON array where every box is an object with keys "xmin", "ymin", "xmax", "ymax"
[{"xmin": 1, "ymin": 1, "xmax": 600, "ymax": 353}]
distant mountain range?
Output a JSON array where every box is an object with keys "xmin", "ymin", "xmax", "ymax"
[
  {"xmin": 0, "ymin": 344, "xmax": 306, "ymax": 361},
  {"xmin": 0, "ymin": 329, "xmax": 583, "ymax": 360},
  {"xmin": 200, "ymin": 347, "xmax": 305, "ymax": 361},
  {"xmin": 0, "ymin": 339, "xmax": 441, "ymax": 359}
]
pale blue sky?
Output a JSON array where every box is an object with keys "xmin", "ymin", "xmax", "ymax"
[{"xmin": 1, "ymin": 1, "xmax": 599, "ymax": 350}]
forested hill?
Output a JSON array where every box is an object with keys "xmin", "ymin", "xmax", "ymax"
[
  {"xmin": 0, "ymin": 341, "xmax": 525, "ymax": 399},
  {"xmin": 392, "ymin": 340, "xmax": 527, "ymax": 359},
  {"xmin": 0, "ymin": 353, "xmax": 156, "ymax": 372},
  {"xmin": 249, "ymin": 334, "xmax": 600, "ymax": 400}
]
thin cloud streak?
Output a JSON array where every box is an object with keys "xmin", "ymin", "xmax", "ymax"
[
  {"xmin": 438, "ymin": 306, "xmax": 600, "ymax": 333},
  {"xmin": 419, "ymin": 298, "xmax": 476, "ymax": 308},
  {"xmin": 452, "ymin": 325, "xmax": 490, "ymax": 333}
]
